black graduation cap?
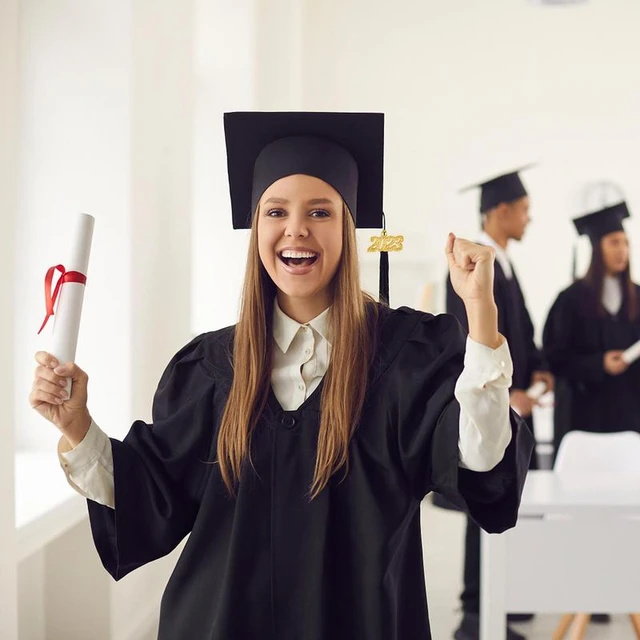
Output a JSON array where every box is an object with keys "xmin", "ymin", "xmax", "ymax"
[
  {"xmin": 460, "ymin": 164, "xmax": 535, "ymax": 213},
  {"xmin": 224, "ymin": 111, "xmax": 392, "ymax": 303},
  {"xmin": 224, "ymin": 112, "xmax": 384, "ymax": 230},
  {"xmin": 573, "ymin": 201, "xmax": 630, "ymax": 243},
  {"xmin": 571, "ymin": 201, "xmax": 630, "ymax": 280}
]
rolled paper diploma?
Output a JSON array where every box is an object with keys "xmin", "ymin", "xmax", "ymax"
[
  {"xmin": 45, "ymin": 214, "xmax": 95, "ymax": 396},
  {"xmin": 526, "ymin": 380, "xmax": 547, "ymax": 400},
  {"xmin": 622, "ymin": 339, "xmax": 640, "ymax": 365}
]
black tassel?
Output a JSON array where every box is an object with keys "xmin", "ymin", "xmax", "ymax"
[{"xmin": 379, "ymin": 250, "xmax": 389, "ymax": 305}]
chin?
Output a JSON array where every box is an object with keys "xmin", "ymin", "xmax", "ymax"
[{"xmin": 276, "ymin": 280, "xmax": 325, "ymax": 300}]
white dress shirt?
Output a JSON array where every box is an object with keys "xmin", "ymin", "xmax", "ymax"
[
  {"xmin": 478, "ymin": 231, "xmax": 513, "ymax": 280},
  {"xmin": 58, "ymin": 302, "xmax": 514, "ymax": 509},
  {"xmin": 271, "ymin": 303, "xmax": 331, "ymax": 410},
  {"xmin": 602, "ymin": 275, "xmax": 623, "ymax": 315}
]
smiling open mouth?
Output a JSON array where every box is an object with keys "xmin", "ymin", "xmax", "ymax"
[{"xmin": 278, "ymin": 250, "xmax": 318, "ymax": 268}]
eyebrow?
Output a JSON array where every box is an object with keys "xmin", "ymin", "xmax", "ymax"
[{"xmin": 263, "ymin": 197, "xmax": 336, "ymax": 206}]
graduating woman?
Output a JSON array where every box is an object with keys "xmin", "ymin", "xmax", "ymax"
[
  {"xmin": 30, "ymin": 112, "xmax": 533, "ymax": 640},
  {"xmin": 544, "ymin": 201, "xmax": 640, "ymax": 452}
]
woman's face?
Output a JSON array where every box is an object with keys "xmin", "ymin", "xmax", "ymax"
[
  {"xmin": 601, "ymin": 231, "xmax": 629, "ymax": 275},
  {"xmin": 257, "ymin": 174, "xmax": 344, "ymax": 317}
]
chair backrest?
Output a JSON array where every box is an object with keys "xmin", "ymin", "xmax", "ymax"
[{"xmin": 554, "ymin": 431, "xmax": 640, "ymax": 473}]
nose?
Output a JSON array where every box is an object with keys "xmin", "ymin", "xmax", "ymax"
[{"xmin": 285, "ymin": 214, "xmax": 309, "ymax": 238}]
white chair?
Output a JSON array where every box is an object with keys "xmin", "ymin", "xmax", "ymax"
[
  {"xmin": 552, "ymin": 430, "xmax": 640, "ymax": 640},
  {"xmin": 555, "ymin": 430, "xmax": 640, "ymax": 474}
]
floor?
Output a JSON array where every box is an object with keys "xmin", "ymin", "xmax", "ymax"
[{"xmin": 421, "ymin": 497, "xmax": 636, "ymax": 639}]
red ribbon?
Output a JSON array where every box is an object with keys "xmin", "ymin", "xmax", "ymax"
[{"xmin": 37, "ymin": 265, "xmax": 87, "ymax": 334}]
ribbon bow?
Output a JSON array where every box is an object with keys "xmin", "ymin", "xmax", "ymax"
[{"xmin": 37, "ymin": 265, "xmax": 87, "ymax": 334}]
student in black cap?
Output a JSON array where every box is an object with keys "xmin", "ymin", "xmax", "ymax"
[
  {"xmin": 29, "ymin": 112, "xmax": 533, "ymax": 640},
  {"xmin": 543, "ymin": 202, "xmax": 640, "ymax": 627},
  {"xmin": 443, "ymin": 167, "xmax": 553, "ymax": 640},
  {"xmin": 544, "ymin": 201, "xmax": 640, "ymax": 446}
]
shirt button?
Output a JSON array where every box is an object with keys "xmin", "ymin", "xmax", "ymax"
[
  {"xmin": 304, "ymin": 348, "xmax": 311, "ymax": 356},
  {"xmin": 298, "ymin": 383, "xmax": 305, "ymax": 391},
  {"xmin": 500, "ymin": 360, "xmax": 506, "ymax": 368},
  {"xmin": 282, "ymin": 416, "xmax": 296, "ymax": 429}
]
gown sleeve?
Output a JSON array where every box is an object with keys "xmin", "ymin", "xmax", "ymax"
[
  {"xmin": 393, "ymin": 312, "xmax": 534, "ymax": 533},
  {"xmin": 543, "ymin": 289, "xmax": 605, "ymax": 383},
  {"xmin": 523, "ymin": 297, "xmax": 546, "ymax": 375},
  {"xmin": 87, "ymin": 334, "xmax": 218, "ymax": 580}
]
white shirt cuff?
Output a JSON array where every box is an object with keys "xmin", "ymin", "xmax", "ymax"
[
  {"xmin": 58, "ymin": 420, "xmax": 115, "ymax": 508},
  {"xmin": 456, "ymin": 335, "xmax": 514, "ymax": 472},
  {"xmin": 462, "ymin": 334, "xmax": 513, "ymax": 387}
]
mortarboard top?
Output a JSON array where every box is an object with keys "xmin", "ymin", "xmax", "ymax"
[
  {"xmin": 573, "ymin": 201, "xmax": 630, "ymax": 244},
  {"xmin": 224, "ymin": 112, "xmax": 384, "ymax": 230},
  {"xmin": 460, "ymin": 164, "xmax": 535, "ymax": 214}
]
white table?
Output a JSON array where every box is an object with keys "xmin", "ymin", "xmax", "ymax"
[{"xmin": 481, "ymin": 471, "xmax": 640, "ymax": 640}]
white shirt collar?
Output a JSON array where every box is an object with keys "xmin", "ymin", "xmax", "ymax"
[
  {"xmin": 478, "ymin": 230, "xmax": 513, "ymax": 279},
  {"xmin": 273, "ymin": 300, "xmax": 332, "ymax": 354}
]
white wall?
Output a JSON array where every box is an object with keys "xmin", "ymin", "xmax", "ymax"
[
  {"xmin": 111, "ymin": 0, "xmax": 196, "ymax": 637},
  {"xmin": 13, "ymin": 0, "xmax": 196, "ymax": 637},
  {"xmin": 15, "ymin": 0, "xmax": 133, "ymax": 451},
  {"xmin": 299, "ymin": 0, "xmax": 640, "ymax": 337},
  {"xmin": 190, "ymin": 0, "xmax": 258, "ymax": 333},
  {"xmin": 1, "ymin": 0, "xmax": 19, "ymax": 635}
]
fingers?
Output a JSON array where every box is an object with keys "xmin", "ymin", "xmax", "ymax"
[
  {"xmin": 532, "ymin": 371, "xmax": 555, "ymax": 392},
  {"xmin": 34, "ymin": 363, "xmax": 66, "ymax": 386},
  {"xmin": 452, "ymin": 239, "xmax": 474, "ymax": 271},
  {"xmin": 615, "ymin": 359, "xmax": 629, "ymax": 373},
  {"xmin": 34, "ymin": 352, "xmax": 87, "ymax": 382},
  {"xmin": 445, "ymin": 233, "xmax": 457, "ymax": 270},
  {"xmin": 32, "ymin": 353, "xmax": 89, "ymax": 406},
  {"xmin": 29, "ymin": 384, "xmax": 67, "ymax": 407},
  {"xmin": 35, "ymin": 351, "xmax": 59, "ymax": 368},
  {"xmin": 449, "ymin": 237, "xmax": 495, "ymax": 269},
  {"xmin": 53, "ymin": 362, "xmax": 88, "ymax": 385},
  {"xmin": 510, "ymin": 389, "xmax": 536, "ymax": 417},
  {"xmin": 445, "ymin": 232, "xmax": 456, "ymax": 255},
  {"xmin": 604, "ymin": 352, "xmax": 627, "ymax": 376},
  {"xmin": 31, "ymin": 361, "xmax": 69, "ymax": 408}
]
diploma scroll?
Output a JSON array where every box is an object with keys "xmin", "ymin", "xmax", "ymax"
[
  {"xmin": 526, "ymin": 380, "xmax": 547, "ymax": 400},
  {"xmin": 39, "ymin": 214, "xmax": 95, "ymax": 397},
  {"xmin": 622, "ymin": 339, "xmax": 640, "ymax": 365}
]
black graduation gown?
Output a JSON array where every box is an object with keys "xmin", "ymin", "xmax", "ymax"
[
  {"xmin": 543, "ymin": 280, "xmax": 640, "ymax": 450},
  {"xmin": 86, "ymin": 306, "xmax": 533, "ymax": 640}
]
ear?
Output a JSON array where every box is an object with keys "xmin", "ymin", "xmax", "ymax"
[{"xmin": 494, "ymin": 202, "xmax": 510, "ymax": 222}]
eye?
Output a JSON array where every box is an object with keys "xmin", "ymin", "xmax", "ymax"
[
  {"xmin": 266, "ymin": 209, "xmax": 285, "ymax": 218},
  {"xmin": 310, "ymin": 209, "xmax": 330, "ymax": 218}
]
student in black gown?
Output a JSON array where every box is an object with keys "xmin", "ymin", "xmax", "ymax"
[
  {"xmin": 30, "ymin": 113, "xmax": 533, "ymax": 640},
  {"xmin": 443, "ymin": 168, "xmax": 553, "ymax": 640},
  {"xmin": 544, "ymin": 201, "xmax": 640, "ymax": 445}
]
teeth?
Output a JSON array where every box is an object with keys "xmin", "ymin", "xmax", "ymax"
[{"xmin": 280, "ymin": 250, "xmax": 317, "ymax": 259}]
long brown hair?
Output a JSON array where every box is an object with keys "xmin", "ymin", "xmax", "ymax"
[
  {"xmin": 217, "ymin": 202, "xmax": 379, "ymax": 499},
  {"xmin": 583, "ymin": 234, "xmax": 638, "ymax": 321}
]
